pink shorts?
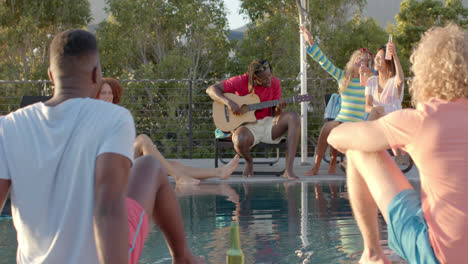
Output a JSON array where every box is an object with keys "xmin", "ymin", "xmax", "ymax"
[{"xmin": 127, "ymin": 198, "xmax": 149, "ymax": 264}]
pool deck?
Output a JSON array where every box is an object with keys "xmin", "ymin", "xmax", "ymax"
[{"xmin": 168, "ymin": 156, "xmax": 420, "ymax": 184}]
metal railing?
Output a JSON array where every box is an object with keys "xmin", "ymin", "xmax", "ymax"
[{"xmin": 1, "ymin": 77, "xmax": 408, "ymax": 159}]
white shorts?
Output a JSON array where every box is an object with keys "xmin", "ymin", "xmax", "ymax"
[{"xmin": 243, "ymin": 116, "xmax": 283, "ymax": 147}]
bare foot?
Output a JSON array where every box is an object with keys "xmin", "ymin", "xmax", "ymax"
[
  {"xmin": 327, "ymin": 161, "xmax": 337, "ymax": 175},
  {"xmin": 305, "ymin": 166, "xmax": 319, "ymax": 176},
  {"xmin": 218, "ymin": 155, "xmax": 239, "ymax": 180},
  {"xmin": 359, "ymin": 248, "xmax": 390, "ymax": 264},
  {"xmin": 242, "ymin": 162, "xmax": 254, "ymax": 178},
  {"xmin": 175, "ymin": 175, "xmax": 200, "ymax": 185},
  {"xmin": 283, "ymin": 170, "xmax": 299, "ymax": 180}
]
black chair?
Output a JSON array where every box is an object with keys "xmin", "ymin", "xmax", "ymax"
[
  {"xmin": 20, "ymin": 95, "xmax": 52, "ymax": 108},
  {"xmin": 214, "ymin": 137, "xmax": 287, "ymax": 176},
  {"xmin": 322, "ymin": 93, "xmax": 345, "ymax": 166}
]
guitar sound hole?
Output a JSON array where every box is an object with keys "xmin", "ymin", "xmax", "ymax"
[{"xmin": 224, "ymin": 105, "xmax": 230, "ymax": 122}]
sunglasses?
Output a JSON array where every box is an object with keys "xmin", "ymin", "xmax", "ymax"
[
  {"xmin": 360, "ymin": 48, "xmax": 374, "ymax": 59},
  {"xmin": 255, "ymin": 60, "xmax": 270, "ymax": 73}
]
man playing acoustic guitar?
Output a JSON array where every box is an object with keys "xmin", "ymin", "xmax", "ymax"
[{"xmin": 206, "ymin": 59, "xmax": 300, "ymax": 179}]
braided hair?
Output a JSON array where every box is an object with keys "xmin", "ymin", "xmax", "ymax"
[{"xmin": 247, "ymin": 59, "xmax": 272, "ymax": 93}]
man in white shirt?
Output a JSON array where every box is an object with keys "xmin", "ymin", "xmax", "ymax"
[{"xmin": 0, "ymin": 29, "xmax": 203, "ymax": 264}]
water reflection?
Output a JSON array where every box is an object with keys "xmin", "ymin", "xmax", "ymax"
[
  {"xmin": 1, "ymin": 182, "xmax": 405, "ymax": 264},
  {"xmin": 140, "ymin": 182, "xmax": 372, "ymax": 264}
]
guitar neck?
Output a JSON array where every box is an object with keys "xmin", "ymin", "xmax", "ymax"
[{"xmin": 247, "ymin": 97, "xmax": 295, "ymax": 112}]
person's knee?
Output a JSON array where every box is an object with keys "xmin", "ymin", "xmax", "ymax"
[
  {"xmin": 284, "ymin": 111, "xmax": 300, "ymax": 125},
  {"xmin": 320, "ymin": 123, "xmax": 331, "ymax": 135},
  {"xmin": 289, "ymin": 111, "xmax": 300, "ymax": 124},
  {"xmin": 135, "ymin": 134, "xmax": 151, "ymax": 150},
  {"xmin": 133, "ymin": 155, "xmax": 168, "ymax": 183},
  {"xmin": 135, "ymin": 134, "xmax": 156, "ymax": 157},
  {"xmin": 135, "ymin": 134, "xmax": 151, "ymax": 146},
  {"xmin": 322, "ymin": 121, "xmax": 339, "ymax": 135},
  {"xmin": 232, "ymin": 128, "xmax": 253, "ymax": 149}
]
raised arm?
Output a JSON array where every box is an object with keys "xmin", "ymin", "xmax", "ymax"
[
  {"xmin": 299, "ymin": 26, "xmax": 343, "ymax": 81},
  {"xmin": 94, "ymin": 153, "xmax": 131, "ymax": 264},
  {"xmin": 206, "ymin": 82, "xmax": 241, "ymax": 115},
  {"xmin": 387, "ymin": 42, "xmax": 404, "ymax": 97}
]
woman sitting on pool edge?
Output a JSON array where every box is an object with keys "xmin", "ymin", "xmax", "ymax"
[
  {"xmin": 299, "ymin": 26, "xmax": 374, "ymax": 175},
  {"xmin": 97, "ymin": 77, "xmax": 239, "ymax": 185},
  {"xmin": 365, "ymin": 42, "xmax": 405, "ymax": 121}
]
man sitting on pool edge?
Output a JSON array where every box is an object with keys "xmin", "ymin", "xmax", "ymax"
[
  {"xmin": 328, "ymin": 24, "xmax": 468, "ymax": 264},
  {"xmin": 0, "ymin": 29, "xmax": 204, "ymax": 264}
]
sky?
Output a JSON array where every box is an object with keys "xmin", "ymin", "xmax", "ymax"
[
  {"xmin": 90, "ymin": 0, "xmax": 468, "ymax": 29},
  {"xmin": 223, "ymin": 0, "xmax": 249, "ymax": 29},
  {"xmin": 89, "ymin": 0, "xmax": 249, "ymax": 29}
]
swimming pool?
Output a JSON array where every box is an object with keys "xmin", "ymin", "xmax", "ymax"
[{"xmin": 0, "ymin": 182, "xmax": 407, "ymax": 263}]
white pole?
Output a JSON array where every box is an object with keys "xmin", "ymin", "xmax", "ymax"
[
  {"xmin": 300, "ymin": 182, "xmax": 309, "ymax": 247},
  {"xmin": 299, "ymin": 0, "xmax": 309, "ymax": 165},
  {"xmin": 297, "ymin": 0, "xmax": 310, "ymax": 251}
]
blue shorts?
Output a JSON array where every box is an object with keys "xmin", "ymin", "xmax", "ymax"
[{"xmin": 387, "ymin": 189, "xmax": 440, "ymax": 264}]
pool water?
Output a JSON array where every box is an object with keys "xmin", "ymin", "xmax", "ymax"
[{"xmin": 0, "ymin": 182, "xmax": 406, "ymax": 264}]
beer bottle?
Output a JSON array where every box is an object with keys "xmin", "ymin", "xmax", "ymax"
[{"xmin": 226, "ymin": 222, "xmax": 244, "ymax": 264}]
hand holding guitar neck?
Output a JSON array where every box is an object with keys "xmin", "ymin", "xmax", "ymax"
[
  {"xmin": 274, "ymin": 99, "xmax": 287, "ymax": 116},
  {"xmin": 277, "ymin": 99, "xmax": 287, "ymax": 110}
]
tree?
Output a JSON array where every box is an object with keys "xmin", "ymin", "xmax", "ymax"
[
  {"xmin": 232, "ymin": 1, "xmax": 395, "ymax": 145},
  {"xmin": 0, "ymin": 0, "xmax": 91, "ymax": 115},
  {"xmin": 395, "ymin": 0, "xmax": 468, "ymax": 72},
  {"xmin": 232, "ymin": 0, "xmax": 368, "ymax": 78},
  {"xmin": 0, "ymin": 0, "xmax": 91, "ymax": 80},
  {"xmin": 96, "ymin": 0, "xmax": 232, "ymax": 158},
  {"xmin": 97, "ymin": 0, "xmax": 231, "ymax": 80}
]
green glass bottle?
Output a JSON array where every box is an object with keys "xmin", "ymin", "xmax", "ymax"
[{"xmin": 226, "ymin": 222, "xmax": 244, "ymax": 264}]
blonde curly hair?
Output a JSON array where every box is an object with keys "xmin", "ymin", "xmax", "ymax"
[{"xmin": 409, "ymin": 23, "xmax": 468, "ymax": 106}]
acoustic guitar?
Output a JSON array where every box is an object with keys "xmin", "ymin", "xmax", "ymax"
[{"xmin": 212, "ymin": 93, "xmax": 314, "ymax": 132}]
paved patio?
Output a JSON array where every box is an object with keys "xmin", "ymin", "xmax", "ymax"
[{"xmin": 169, "ymin": 156, "xmax": 420, "ymax": 184}]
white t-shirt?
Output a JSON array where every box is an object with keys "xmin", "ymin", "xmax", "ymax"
[
  {"xmin": 0, "ymin": 98, "xmax": 135, "ymax": 264},
  {"xmin": 365, "ymin": 76, "xmax": 404, "ymax": 114}
]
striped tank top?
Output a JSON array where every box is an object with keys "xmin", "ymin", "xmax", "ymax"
[{"xmin": 307, "ymin": 43, "xmax": 366, "ymax": 122}]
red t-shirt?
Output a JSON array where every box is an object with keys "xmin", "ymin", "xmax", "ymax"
[{"xmin": 222, "ymin": 73, "xmax": 281, "ymax": 120}]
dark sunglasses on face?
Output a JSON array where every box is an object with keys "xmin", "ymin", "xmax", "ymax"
[
  {"xmin": 360, "ymin": 48, "xmax": 374, "ymax": 59},
  {"xmin": 255, "ymin": 60, "xmax": 270, "ymax": 73}
]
